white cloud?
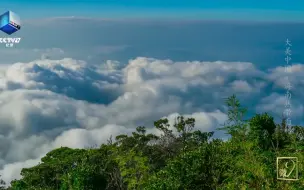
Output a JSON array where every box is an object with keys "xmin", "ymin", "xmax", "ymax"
[
  {"xmin": 230, "ymin": 80, "xmax": 253, "ymax": 92},
  {"xmin": 0, "ymin": 57, "xmax": 302, "ymax": 185}
]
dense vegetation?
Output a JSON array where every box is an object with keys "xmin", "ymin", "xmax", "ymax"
[{"xmin": 3, "ymin": 95, "xmax": 304, "ymax": 189}]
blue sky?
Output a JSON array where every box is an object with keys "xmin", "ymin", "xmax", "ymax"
[{"xmin": 1, "ymin": 0, "xmax": 304, "ymax": 20}]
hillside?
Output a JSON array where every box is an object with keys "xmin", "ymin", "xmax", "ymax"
[{"xmin": 3, "ymin": 95, "xmax": 304, "ymax": 190}]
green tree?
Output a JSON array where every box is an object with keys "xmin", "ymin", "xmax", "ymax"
[
  {"xmin": 145, "ymin": 139, "xmax": 225, "ymax": 190},
  {"xmin": 60, "ymin": 149, "xmax": 108, "ymax": 190},
  {"xmin": 248, "ymin": 113, "xmax": 276, "ymax": 150},
  {"xmin": 218, "ymin": 94, "xmax": 248, "ymax": 141},
  {"xmin": 115, "ymin": 149, "xmax": 149, "ymax": 190}
]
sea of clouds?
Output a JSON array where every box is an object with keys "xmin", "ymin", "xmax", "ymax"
[
  {"xmin": 0, "ymin": 17, "xmax": 302, "ymax": 185},
  {"xmin": 0, "ymin": 56, "xmax": 302, "ymax": 183}
]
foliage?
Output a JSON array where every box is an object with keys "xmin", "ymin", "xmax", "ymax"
[{"xmin": 4, "ymin": 95, "xmax": 304, "ymax": 190}]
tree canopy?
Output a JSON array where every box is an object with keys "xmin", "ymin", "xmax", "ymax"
[{"xmin": 4, "ymin": 95, "xmax": 304, "ymax": 189}]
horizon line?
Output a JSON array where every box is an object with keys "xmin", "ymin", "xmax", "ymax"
[{"xmin": 22, "ymin": 16, "xmax": 304, "ymax": 24}]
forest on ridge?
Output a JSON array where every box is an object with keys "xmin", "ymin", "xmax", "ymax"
[{"xmin": 1, "ymin": 95, "xmax": 304, "ymax": 189}]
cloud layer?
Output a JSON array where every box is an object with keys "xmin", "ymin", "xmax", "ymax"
[{"xmin": 0, "ymin": 57, "xmax": 302, "ymax": 184}]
